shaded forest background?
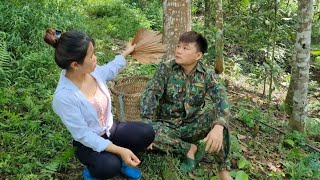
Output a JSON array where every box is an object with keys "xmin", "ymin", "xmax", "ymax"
[{"xmin": 0, "ymin": 0, "xmax": 319, "ymax": 179}]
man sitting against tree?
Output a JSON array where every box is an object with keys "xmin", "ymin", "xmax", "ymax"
[{"xmin": 140, "ymin": 31, "xmax": 232, "ymax": 180}]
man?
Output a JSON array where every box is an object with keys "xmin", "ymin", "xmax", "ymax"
[{"xmin": 140, "ymin": 31, "xmax": 232, "ymax": 180}]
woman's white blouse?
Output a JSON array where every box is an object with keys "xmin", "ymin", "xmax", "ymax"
[{"xmin": 52, "ymin": 55, "xmax": 126, "ymax": 152}]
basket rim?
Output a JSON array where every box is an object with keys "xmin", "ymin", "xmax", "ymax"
[{"xmin": 109, "ymin": 76, "xmax": 150, "ymax": 97}]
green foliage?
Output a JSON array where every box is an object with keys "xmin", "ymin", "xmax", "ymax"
[
  {"xmin": 284, "ymin": 130, "xmax": 306, "ymax": 143},
  {"xmin": 237, "ymin": 157, "xmax": 251, "ymax": 170},
  {"xmin": 311, "ymin": 50, "xmax": 320, "ymax": 56},
  {"xmin": 0, "ymin": 85, "xmax": 72, "ymax": 178},
  {"xmin": 237, "ymin": 102, "xmax": 264, "ymax": 128},
  {"xmin": 221, "ymin": 0, "xmax": 297, "ymax": 96},
  {"xmin": 0, "ymin": 0, "xmax": 85, "ymax": 59},
  {"xmin": 311, "ymin": 49, "xmax": 320, "ymax": 72},
  {"xmin": 124, "ymin": 0, "xmax": 163, "ymax": 31},
  {"xmin": 235, "ymin": 170, "xmax": 249, "ymax": 180},
  {"xmin": 121, "ymin": 63, "xmax": 158, "ymax": 78},
  {"xmin": 305, "ymin": 118, "xmax": 320, "ymax": 137},
  {"xmin": 0, "ymin": 0, "xmax": 160, "ymax": 178},
  {"xmin": 87, "ymin": 0, "xmax": 152, "ymax": 39},
  {"xmin": 283, "ymin": 139, "xmax": 295, "ymax": 148},
  {"xmin": 139, "ymin": 153, "xmax": 188, "ymax": 180},
  {"xmin": 228, "ymin": 135, "xmax": 252, "ymax": 180},
  {"xmin": 0, "ymin": 32, "xmax": 14, "ymax": 86},
  {"xmin": 230, "ymin": 135, "xmax": 242, "ymax": 154},
  {"xmin": 40, "ymin": 146, "xmax": 75, "ymax": 177},
  {"xmin": 224, "ymin": 57, "xmax": 242, "ymax": 79},
  {"xmin": 284, "ymin": 153, "xmax": 320, "ymax": 179}
]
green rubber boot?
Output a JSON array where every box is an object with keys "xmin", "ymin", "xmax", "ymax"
[{"xmin": 180, "ymin": 140, "xmax": 207, "ymax": 173}]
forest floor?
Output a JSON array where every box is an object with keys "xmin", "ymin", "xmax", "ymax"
[{"xmin": 54, "ymin": 71, "xmax": 319, "ymax": 180}]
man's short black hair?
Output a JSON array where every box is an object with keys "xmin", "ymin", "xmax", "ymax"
[{"xmin": 178, "ymin": 31, "xmax": 208, "ymax": 54}]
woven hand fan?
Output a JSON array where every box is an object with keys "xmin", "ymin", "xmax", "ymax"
[{"xmin": 131, "ymin": 29, "xmax": 166, "ymax": 63}]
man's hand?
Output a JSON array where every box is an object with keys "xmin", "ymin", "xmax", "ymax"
[
  {"xmin": 119, "ymin": 148, "xmax": 141, "ymax": 167},
  {"xmin": 203, "ymin": 125, "xmax": 224, "ymax": 153},
  {"xmin": 147, "ymin": 143, "xmax": 154, "ymax": 150}
]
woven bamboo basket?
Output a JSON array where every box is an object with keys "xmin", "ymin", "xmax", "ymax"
[{"xmin": 109, "ymin": 76, "xmax": 150, "ymax": 121}]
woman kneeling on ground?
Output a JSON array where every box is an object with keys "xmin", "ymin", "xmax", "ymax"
[{"xmin": 44, "ymin": 29, "xmax": 155, "ymax": 180}]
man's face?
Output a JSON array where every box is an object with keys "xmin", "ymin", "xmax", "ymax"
[{"xmin": 175, "ymin": 42, "xmax": 202, "ymax": 67}]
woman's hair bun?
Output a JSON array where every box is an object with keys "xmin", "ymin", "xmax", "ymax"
[{"xmin": 44, "ymin": 28, "xmax": 58, "ymax": 48}]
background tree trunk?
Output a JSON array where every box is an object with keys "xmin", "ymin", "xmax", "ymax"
[
  {"xmin": 214, "ymin": 0, "xmax": 224, "ymax": 74},
  {"xmin": 284, "ymin": 57, "xmax": 295, "ymax": 115},
  {"xmin": 287, "ymin": 0, "xmax": 313, "ymax": 132},
  {"xmin": 163, "ymin": 0, "xmax": 191, "ymax": 60},
  {"xmin": 204, "ymin": 0, "xmax": 214, "ymax": 30}
]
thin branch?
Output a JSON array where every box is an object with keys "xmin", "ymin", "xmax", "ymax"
[{"xmin": 234, "ymin": 117, "xmax": 320, "ymax": 153}]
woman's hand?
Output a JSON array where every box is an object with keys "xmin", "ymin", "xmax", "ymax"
[
  {"xmin": 203, "ymin": 125, "xmax": 224, "ymax": 153},
  {"xmin": 105, "ymin": 144, "xmax": 140, "ymax": 167},
  {"xmin": 118, "ymin": 148, "xmax": 141, "ymax": 167},
  {"xmin": 121, "ymin": 42, "xmax": 136, "ymax": 58}
]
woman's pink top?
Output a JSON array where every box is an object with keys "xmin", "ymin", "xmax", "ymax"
[{"xmin": 88, "ymin": 86, "xmax": 108, "ymax": 128}]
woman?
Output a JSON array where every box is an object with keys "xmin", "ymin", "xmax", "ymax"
[{"xmin": 44, "ymin": 29, "xmax": 155, "ymax": 180}]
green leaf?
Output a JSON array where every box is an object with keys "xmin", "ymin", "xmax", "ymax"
[
  {"xmin": 316, "ymin": 56, "xmax": 320, "ymax": 63},
  {"xmin": 230, "ymin": 135, "xmax": 241, "ymax": 153},
  {"xmin": 311, "ymin": 51, "xmax": 320, "ymax": 56},
  {"xmin": 272, "ymin": 76, "xmax": 280, "ymax": 90},
  {"xmin": 238, "ymin": 157, "xmax": 251, "ymax": 169},
  {"xmin": 210, "ymin": 176, "xmax": 218, "ymax": 180},
  {"xmin": 242, "ymin": 0, "xmax": 250, "ymax": 5},
  {"xmin": 284, "ymin": 139, "xmax": 295, "ymax": 147},
  {"xmin": 235, "ymin": 170, "xmax": 249, "ymax": 180},
  {"xmin": 265, "ymin": 20, "xmax": 271, "ymax": 25},
  {"xmin": 263, "ymin": 62, "xmax": 271, "ymax": 70}
]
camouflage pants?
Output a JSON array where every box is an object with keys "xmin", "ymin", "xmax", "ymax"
[{"xmin": 147, "ymin": 111, "xmax": 230, "ymax": 171}]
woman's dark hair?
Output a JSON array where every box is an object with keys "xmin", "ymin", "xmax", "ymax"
[
  {"xmin": 44, "ymin": 29, "xmax": 95, "ymax": 69},
  {"xmin": 178, "ymin": 31, "xmax": 208, "ymax": 54}
]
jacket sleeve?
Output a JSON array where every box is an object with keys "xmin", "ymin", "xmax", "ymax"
[
  {"xmin": 94, "ymin": 55, "xmax": 126, "ymax": 82},
  {"xmin": 206, "ymin": 71, "xmax": 231, "ymax": 128},
  {"xmin": 52, "ymin": 91, "xmax": 111, "ymax": 152},
  {"xmin": 140, "ymin": 63, "xmax": 168, "ymax": 120}
]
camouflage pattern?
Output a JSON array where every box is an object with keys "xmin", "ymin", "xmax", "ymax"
[{"xmin": 140, "ymin": 59, "xmax": 231, "ymax": 171}]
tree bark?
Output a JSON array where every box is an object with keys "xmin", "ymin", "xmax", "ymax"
[
  {"xmin": 163, "ymin": 0, "xmax": 191, "ymax": 60},
  {"xmin": 287, "ymin": 0, "xmax": 313, "ymax": 132},
  {"xmin": 284, "ymin": 56, "xmax": 295, "ymax": 114},
  {"xmin": 204, "ymin": 0, "xmax": 214, "ymax": 29},
  {"xmin": 214, "ymin": 0, "xmax": 224, "ymax": 74}
]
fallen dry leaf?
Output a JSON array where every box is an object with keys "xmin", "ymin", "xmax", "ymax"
[
  {"xmin": 267, "ymin": 162, "xmax": 285, "ymax": 176},
  {"xmin": 188, "ymin": 172, "xmax": 197, "ymax": 179},
  {"xmin": 267, "ymin": 162, "xmax": 277, "ymax": 172},
  {"xmin": 237, "ymin": 134, "xmax": 247, "ymax": 140},
  {"xmin": 240, "ymin": 144, "xmax": 248, "ymax": 152}
]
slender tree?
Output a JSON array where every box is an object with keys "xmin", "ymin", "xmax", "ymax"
[
  {"xmin": 204, "ymin": 0, "xmax": 214, "ymax": 30},
  {"xmin": 215, "ymin": 0, "xmax": 224, "ymax": 74},
  {"xmin": 163, "ymin": 0, "xmax": 191, "ymax": 60},
  {"xmin": 286, "ymin": 0, "xmax": 313, "ymax": 131}
]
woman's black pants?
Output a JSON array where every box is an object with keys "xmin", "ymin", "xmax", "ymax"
[{"xmin": 73, "ymin": 120, "xmax": 155, "ymax": 179}]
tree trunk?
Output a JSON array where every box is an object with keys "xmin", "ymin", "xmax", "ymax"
[
  {"xmin": 214, "ymin": 0, "xmax": 224, "ymax": 74},
  {"xmin": 288, "ymin": 0, "xmax": 313, "ymax": 132},
  {"xmin": 204, "ymin": 0, "xmax": 214, "ymax": 30},
  {"xmin": 284, "ymin": 56, "xmax": 296, "ymax": 115},
  {"xmin": 163, "ymin": 0, "xmax": 191, "ymax": 60}
]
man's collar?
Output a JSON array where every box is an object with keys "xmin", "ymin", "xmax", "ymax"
[{"xmin": 170, "ymin": 60, "xmax": 206, "ymax": 73}]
